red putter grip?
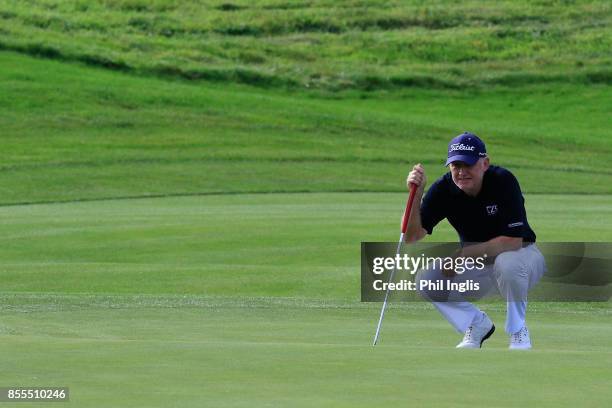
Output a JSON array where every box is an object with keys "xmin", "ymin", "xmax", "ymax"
[{"xmin": 401, "ymin": 183, "xmax": 418, "ymax": 234}]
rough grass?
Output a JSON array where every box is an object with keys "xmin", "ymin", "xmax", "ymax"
[
  {"xmin": 1, "ymin": 52, "xmax": 611, "ymax": 206},
  {"xmin": 0, "ymin": 0, "xmax": 610, "ymax": 90}
]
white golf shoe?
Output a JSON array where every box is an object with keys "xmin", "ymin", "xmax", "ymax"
[
  {"xmin": 456, "ymin": 313, "xmax": 495, "ymax": 349},
  {"xmin": 509, "ymin": 326, "xmax": 532, "ymax": 350}
]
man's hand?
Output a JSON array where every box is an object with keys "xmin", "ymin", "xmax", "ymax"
[
  {"xmin": 403, "ymin": 163, "xmax": 428, "ymax": 243},
  {"xmin": 407, "ymin": 163, "xmax": 427, "ymax": 192},
  {"xmin": 442, "ymin": 248, "xmax": 462, "ymax": 278}
]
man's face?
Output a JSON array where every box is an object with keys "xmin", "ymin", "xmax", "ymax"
[{"xmin": 449, "ymin": 157, "xmax": 489, "ymax": 196}]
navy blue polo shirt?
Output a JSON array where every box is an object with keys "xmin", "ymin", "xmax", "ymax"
[{"xmin": 420, "ymin": 165, "xmax": 536, "ymax": 243}]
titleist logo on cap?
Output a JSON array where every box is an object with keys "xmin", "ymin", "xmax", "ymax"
[{"xmin": 449, "ymin": 143, "xmax": 475, "ymax": 152}]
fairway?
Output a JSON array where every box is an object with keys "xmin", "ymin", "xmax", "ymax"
[
  {"xmin": 0, "ymin": 193, "xmax": 610, "ymax": 407},
  {"xmin": 2, "ymin": 193, "xmax": 612, "ymax": 297}
]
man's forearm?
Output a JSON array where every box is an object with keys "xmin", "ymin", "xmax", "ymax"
[
  {"xmin": 403, "ymin": 189, "xmax": 425, "ymax": 242},
  {"xmin": 459, "ymin": 236, "xmax": 523, "ymax": 260}
]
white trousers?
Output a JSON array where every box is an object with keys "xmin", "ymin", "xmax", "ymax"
[{"xmin": 416, "ymin": 244, "xmax": 546, "ymax": 334}]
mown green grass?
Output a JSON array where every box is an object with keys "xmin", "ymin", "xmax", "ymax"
[
  {"xmin": 0, "ymin": 296, "xmax": 610, "ymax": 407},
  {"xmin": 0, "ymin": 188, "xmax": 607, "ymax": 407},
  {"xmin": 1, "ymin": 193, "xmax": 610, "ymax": 297},
  {"xmin": 0, "ymin": 0, "xmax": 610, "ymax": 90},
  {"xmin": 0, "ymin": 192, "xmax": 610, "ymax": 407}
]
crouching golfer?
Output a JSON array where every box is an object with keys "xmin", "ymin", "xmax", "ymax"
[{"xmin": 405, "ymin": 132, "xmax": 546, "ymax": 349}]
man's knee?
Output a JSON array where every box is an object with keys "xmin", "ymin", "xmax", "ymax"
[
  {"xmin": 415, "ymin": 268, "xmax": 447, "ymax": 301},
  {"xmin": 494, "ymin": 251, "xmax": 527, "ymax": 283}
]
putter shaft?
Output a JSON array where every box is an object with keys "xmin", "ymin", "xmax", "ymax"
[{"xmin": 372, "ymin": 183, "xmax": 417, "ymax": 346}]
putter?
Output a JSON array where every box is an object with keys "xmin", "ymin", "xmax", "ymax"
[{"xmin": 372, "ymin": 183, "xmax": 417, "ymax": 346}]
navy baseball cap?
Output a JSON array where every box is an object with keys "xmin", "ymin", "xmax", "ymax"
[{"xmin": 445, "ymin": 132, "xmax": 487, "ymax": 166}]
